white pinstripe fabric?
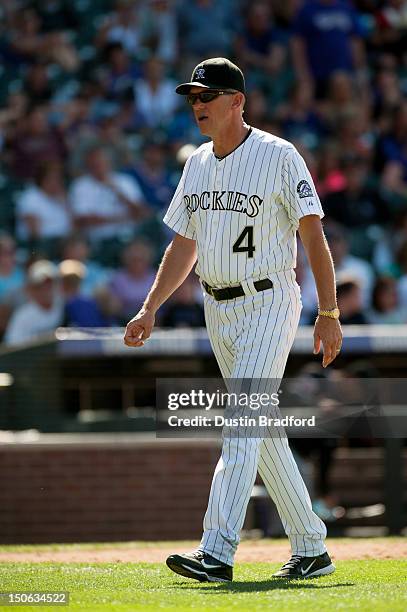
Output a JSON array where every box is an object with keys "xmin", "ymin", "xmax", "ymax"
[
  {"xmin": 163, "ymin": 128, "xmax": 324, "ymax": 287},
  {"xmin": 199, "ymin": 271, "xmax": 327, "ymax": 566}
]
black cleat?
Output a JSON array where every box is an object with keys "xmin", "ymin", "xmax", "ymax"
[
  {"xmin": 272, "ymin": 552, "xmax": 335, "ymax": 579},
  {"xmin": 166, "ymin": 550, "xmax": 233, "ymax": 582}
]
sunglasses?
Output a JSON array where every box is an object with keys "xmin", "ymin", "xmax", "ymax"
[{"xmin": 187, "ymin": 90, "xmax": 236, "ymax": 106}]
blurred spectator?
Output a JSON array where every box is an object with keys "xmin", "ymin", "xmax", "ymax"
[
  {"xmin": 323, "ymin": 156, "xmax": 388, "ymax": 228},
  {"xmin": 0, "ymin": 235, "xmax": 24, "ymax": 303},
  {"xmin": 72, "ymin": 80, "xmax": 108, "ymax": 124},
  {"xmin": 7, "ymin": 7, "xmax": 79, "ymax": 72},
  {"xmin": 376, "ymin": 102, "xmax": 407, "ymax": 206},
  {"xmin": 16, "ymin": 162, "xmax": 72, "ymax": 244},
  {"xmin": 134, "ymin": 57, "xmax": 179, "ymax": 129},
  {"xmin": 59, "ymin": 259, "xmax": 114, "ymax": 327},
  {"xmin": 372, "ymin": 65, "xmax": 404, "ymax": 126},
  {"xmin": 333, "ymin": 107, "xmax": 373, "ymax": 160},
  {"xmin": 109, "ymin": 239, "xmax": 156, "ymax": 321},
  {"xmin": 373, "ymin": 212, "xmax": 407, "ymax": 276},
  {"xmin": 33, "ymin": 0, "xmax": 79, "ymax": 33},
  {"xmin": 68, "ymin": 113, "xmax": 133, "ymax": 177},
  {"xmin": 60, "ymin": 235, "xmax": 112, "ymax": 297},
  {"xmin": 95, "ymin": 0, "xmax": 143, "ymax": 56},
  {"xmin": 69, "ymin": 146, "xmax": 148, "ymax": 251},
  {"xmin": 0, "ymin": 93, "xmax": 29, "ymax": 145},
  {"xmin": 23, "ymin": 61, "xmax": 53, "ymax": 106},
  {"xmin": 318, "ymin": 71, "xmax": 359, "ymax": 132},
  {"xmin": 0, "ymin": 235, "xmax": 25, "ymax": 339},
  {"xmin": 372, "ymin": 0, "xmax": 407, "ymax": 62},
  {"xmin": 177, "ymin": 0, "xmax": 234, "ymax": 60},
  {"xmin": 276, "ymin": 80, "xmax": 324, "ymax": 149},
  {"xmin": 314, "ymin": 143, "xmax": 347, "ymax": 197},
  {"xmin": 336, "ymin": 278, "xmax": 368, "ymax": 325},
  {"xmin": 58, "ymin": 102, "xmax": 94, "ymax": 174},
  {"xmin": 327, "ymin": 224, "xmax": 374, "ymax": 306},
  {"xmin": 139, "ymin": 0, "xmax": 178, "ymax": 64},
  {"xmin": 125, "ymin": 140, "xmax": 175, "ymax": 211},
  {"xmin": 244, "ymin": 89, "xmax": 270, "ymax": 129},
  {"xmin": 301, "ymin": 222, "xmax": 374, "ymax": 318},
  {"xmin": 161, "ymin": 274, "xmax": 205, "ymax": 327},
  {"xmin": 291, "ymin": 0, "xmax": 366, "ymax": 98},
  {"xmin": 6, "ymin": 105, "xmax": 67, "ymax": 180},
  {"xmin": 235, "ymin": 1, "xmax": 287, "ymax": 79},
  {"xmin": 381, "ymin": 164, "xmax": 407, "ymax": 212},
  {"xmin": 99, "ymin": 42, "xmax": 141, "ymax": 103},
  {"xmin": 367, "ymin": 276, "xmax": 407, "ymax": 324},
  {"xmin": 4, "ymin": 260, "xmax": 63, "ymax": 346}
]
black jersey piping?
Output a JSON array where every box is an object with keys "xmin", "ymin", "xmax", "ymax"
[{"xmin": 213, "ymin": 127, "xmax": 253, "ymax": 161}]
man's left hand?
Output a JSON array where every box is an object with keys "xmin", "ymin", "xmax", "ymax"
[{"xmin": 313, "ymin": 316, "xmax": 343, "ymax": 368}]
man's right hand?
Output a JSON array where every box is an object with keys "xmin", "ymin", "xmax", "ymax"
[{"xmin": 124, "ymin": 309, "xmax": 155, "ymax": 347}]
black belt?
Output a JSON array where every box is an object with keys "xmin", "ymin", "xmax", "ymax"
[{"xmin": 202, "ymin": 278, "xmax": 273, "ymax": 301}]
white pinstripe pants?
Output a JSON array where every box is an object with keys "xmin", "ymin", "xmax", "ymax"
[{"xmin": 200, "ymin": 270, "xmax": 327, "ymax": 566}]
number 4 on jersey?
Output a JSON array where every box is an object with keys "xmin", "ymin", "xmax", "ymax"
[{"xmin": 232, "ymin": 226, "xmax": 255, "ymax": 258}]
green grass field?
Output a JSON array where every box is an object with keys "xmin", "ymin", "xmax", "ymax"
[{"xmin": 0, "ymin": 544, "xmax": 406, "ymax": 612}]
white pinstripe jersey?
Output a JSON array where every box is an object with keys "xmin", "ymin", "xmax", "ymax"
[{"xmin": 163, "ymin": 126, "xmax": 324, "ymax": 286}]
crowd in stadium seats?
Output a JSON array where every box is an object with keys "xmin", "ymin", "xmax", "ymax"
[{"xmin": 0, "ymin": 0, "xmax": 406, "ymax": 344}]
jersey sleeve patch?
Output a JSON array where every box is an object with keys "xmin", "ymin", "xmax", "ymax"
[{"xmin": 296, "ymin": 180, "xmax": 313, "ymax": 199}]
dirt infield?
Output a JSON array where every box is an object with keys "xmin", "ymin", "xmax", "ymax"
[{"xmin": 0, "ymin": 538, "xmax": 406, "ymax": 563}]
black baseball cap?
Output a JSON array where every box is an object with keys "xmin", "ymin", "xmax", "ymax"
[{"xmin": 175, "ymin": 57, "xmax": 245, "ymax": 95}]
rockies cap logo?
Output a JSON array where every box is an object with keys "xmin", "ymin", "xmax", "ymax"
[{"xmin": 195, "ymin": 67, "xmax": 205, "ymax": 80}]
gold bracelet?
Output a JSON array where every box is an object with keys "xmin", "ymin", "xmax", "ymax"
[{"xmin": 318, "ymin": 308, "xmax": 340, "ymax": 319}]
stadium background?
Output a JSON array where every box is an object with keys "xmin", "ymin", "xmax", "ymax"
[{"xmin": 0, "ymin": 0, "xmax": 406, "ymax": 544}]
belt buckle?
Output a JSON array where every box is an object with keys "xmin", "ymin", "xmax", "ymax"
[{"xmin": 204, "ymin": 282, "xmax": 214, "ymax": 297}]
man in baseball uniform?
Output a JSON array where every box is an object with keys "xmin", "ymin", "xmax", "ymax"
[{"xmin": 124, "ymin": 58, "xmax": 343, "ymax": 582}]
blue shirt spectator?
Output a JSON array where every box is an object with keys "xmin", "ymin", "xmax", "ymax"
[
  {"xmin": 60, "ymin": 259, "xmax": 115, "ymax": 327},
  {"xmin": 0, "ymin": 236, "xmax": 25, "ymax": 303},
  {"xmin": 292, "ymin": 0, "xmax": 363, "ymax": 90},
  {"xmin": 64, "ymin": 295, "xmax": 112, "ymax": 327},
  {"xmin": 125, "ymin": 142, "xmax": 175, "ymax": 211},
  {"xmin": 235, "ymin": 1, "xmax": 288, "ymax": 78},
  {"xmin": 101, "ymin": 43, "xmax": 141, "ymax": 103}
]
